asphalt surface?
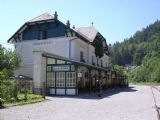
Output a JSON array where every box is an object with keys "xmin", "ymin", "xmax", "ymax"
[{"xmin": 0, "ymin": 85, "xmax": 159, "ymax": 120}]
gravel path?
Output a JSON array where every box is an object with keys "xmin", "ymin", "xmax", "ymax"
[
  {"xmin": 0, "ymin": 85, "xmax": 159, "ymax": 120},
  {"xmin": 151, "ymin": 86, "xmax": 160, "ymax": 119}
]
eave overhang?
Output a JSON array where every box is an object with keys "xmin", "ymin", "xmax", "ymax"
[
  {"xmin": 41, "ymin": 51, "xmax": 108, "ymax": 72},
  {"xmin": 7, "ymin": 18, "xmax": 90, "ymax": 44}
]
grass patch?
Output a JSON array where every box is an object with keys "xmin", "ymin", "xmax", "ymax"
[
  {"xmin": 130, "ymin": 82, "xmax": 160, "ymax": 86},
  {"xmin": 3, "ymin": 93, "xmax": 45, "ymax": 107}
]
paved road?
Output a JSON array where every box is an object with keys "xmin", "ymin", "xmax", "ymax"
[{"xmin": 0, "ymin": 85, "xmax": 159, "ymax": 120}]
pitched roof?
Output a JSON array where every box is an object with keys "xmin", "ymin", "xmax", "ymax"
[
  {"xmin": 8, "ymin": 13, "xmax": 101, "ymax": 44},
  {"xmin": 27, "ymin": 13, "xmax": 54, "ymax": 23},
  {"xmin": 74, "ymin": 26, "xmax": 98, "ymax": 42},
  {"xmin": 8, "ymin": 13, "xmax": 55, "ymax": 43}
]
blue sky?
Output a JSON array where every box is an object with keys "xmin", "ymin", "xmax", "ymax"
[{"xmin": 0, "ymin": 0, "xmax": 160, "ymax": 49}]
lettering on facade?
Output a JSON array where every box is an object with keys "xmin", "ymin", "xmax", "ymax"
[
  {"xmin": 34, "ymin": 41, "xmax": 52, "ymax": 46},
  {"xmin": 53, "ymin": 65, "xmax": 70, "ymax": 71}
]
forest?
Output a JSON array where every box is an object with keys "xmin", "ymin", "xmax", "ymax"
[{"xmin": 110, "ymin": 20, "xmax": 160, "ymax": 83}]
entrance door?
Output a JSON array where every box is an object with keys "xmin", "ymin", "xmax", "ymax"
[
  {"xmin": 47, "ymin": 72, "xmax": 56, "ymax": 95},
  {"xmin": 56, "ymin": 72, "xmax": 65, "ymax": 95},
  {"xmin": 66, "ymin": 72, "xmax": 76, "ymax": 95}
]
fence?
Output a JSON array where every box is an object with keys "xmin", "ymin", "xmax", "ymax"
[
  {"xmin": 0, "ymin": 77, "xmax": 34, "ymax": 107},
  {"xmin": 0, "ymin": 80, "xmax": 33, "ymax": 101}
]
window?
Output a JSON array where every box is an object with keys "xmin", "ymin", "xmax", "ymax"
[
  {"xmin": 47, "ymin": 66, "xmax": 52, "ymax": 72},
  {"xmin": 101, "ymin": 60, "xmax": 103, "ymax": 67},
  {"xmin": 80, "ymin": 51, "xmax": 83, "ymax": 60},
  {"xmin": 47, "ymin": 58, "xmax": 56, "ymax": 65},
  {"xmin": 39, "ymin": 30, "xmax": 47, "ymax": 40},
  {"xmin": 56, "ymin": 72, "xmax": 65, "ymax": 87},
  {"xmin": 71, "ymin": 65, "xmax": 75, "ymax": 71},
  {"xmin": 57, "ymin": 60, "xmax": 65, "ymax": 64},
  {"xmin": 92, "ymin": 56, "xmax": 95, "ymax": 65},
  {"xmin": 66, "ymin": 72, "xmax": 76, "ymax": 87},
  {"xmin": 97, "ymin": 58, "xmax": 99, "ymax": 66},
  {"xmin": 85, "ymin": 72, "xmax": 89, "ymax": 78},
  {"xmin": 80, "ymin": 51, "xmax": 85, "ymax": 62},
  {"xmin": 66, "ymin": 61, "xmax": 71, "ymax": 64},
  {"xmin": 47, "ymin": 72, "xmax": 55, "ymax": 87}
]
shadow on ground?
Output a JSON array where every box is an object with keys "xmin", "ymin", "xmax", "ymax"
[
  {"xmin": 46, "ymin": 86, "xmax": 137, "ymax": 100},
  {"xmin": 78, "ymin": 86, "xmax": 137, "ymax": 100}
]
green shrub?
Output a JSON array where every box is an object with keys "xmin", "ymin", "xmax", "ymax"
[
  {"xmin": 0, "ymin": 80, "xmax": 17, "ymax": 103},
  {"xmin": 132, "ymin": 57, "xmax": 160, "ymax": 83},
  {"xmin": 26, "ymin": 94, "xmax": 43, "ymax": 100}
]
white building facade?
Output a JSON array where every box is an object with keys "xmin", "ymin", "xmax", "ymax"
[{"xmin": 8, "ymin": 12, "xmax": 110, "ymax": 95}]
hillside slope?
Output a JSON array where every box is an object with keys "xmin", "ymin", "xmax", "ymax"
[
  {"xmin": 110, "ymin": 20, "xmax": 160, "ymax": 66},
  {"xmin": 110, "ymin": 20, "xmax": 160, "ymax": 82}
]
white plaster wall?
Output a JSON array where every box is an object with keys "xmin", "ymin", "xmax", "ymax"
[
  {"xmin": 88, "ymin": 44, "xmax": 96, "ymax": 65},
  {"xmin": 72, "ymin": 38, "xmax": 96, "ymax": 65},
  {"xmin": 33, "ymin": 51, "xmax": 46, "ymax": 89},
  {"xmin": 101, "ymin": 54, "xmax": 109, "ymax": 67},
  {"xmin": 15, "ymin": 37, "xmax": 75, "ymax": 78},
  {"xmin": 15, "ymin": 36, "xmax": 109, "ymax": 78},
  {"xmin": 69, "ymin": 38, "xmax": 76, "ymax": 59},
  {"xmin": 72, "ymin": 38, "xmax": 109, "ymax": 67},
  {"xmin": 73, "ymin": 38, "xmax": 88, "ymax": 62},
  {"xmin": 15, "ymin": 63, "xmax": 33, "ymax": 77}
]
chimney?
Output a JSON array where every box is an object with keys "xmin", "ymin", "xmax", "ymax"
[
  {"xmin": 72, "ymin": 25, "xmax": 75, "ymax": 29},
  {"xmin": 54, "ymin": 11, "xmax": 58, "ymax": 20},
  {"xmin": 66, "ymin": 20, "xmax": 70, "ymax": 28},
  {"xmin": 91, "ymin": 22, "xmax": 94, "ymax": 26}
]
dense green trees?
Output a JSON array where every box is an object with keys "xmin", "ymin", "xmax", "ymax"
[
  {"xmin": 92, "ymin": 35, "xmax": 105, "ymax": 58},
  {"xmin": 110, "ymin": 20, "xmax": 160, "ymax": 83},
  {"xmin": 110, "ymin": 20, "xmax": 160, "ymax": 66},
  {"xmin": 114, "ymin": 65, "xmax": 124, "ymax": 75},
  {"xmin": 0, "ymin": 45, "xmax": 21, "ymax": 105},
  {"xmin": 0, "ymin": 45, "xmax": 21, "ymax": 77},
  {"xmin": 131, "ymin": 57, "xmax": 160, "ymax": 82}
]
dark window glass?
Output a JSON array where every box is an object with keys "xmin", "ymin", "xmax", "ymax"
[
  {"xmin": 92, "ymin": 56, "xmax": 94, "ymax": 63},
  {"xmin": 80, "ymin": 51, "xmax": 84, "ymax": 62},
  {"xmin": 92, "ymin": 56, "xmax": 95, "ymax": 65},
  {"xmin": 39, "ymin": 30, "xmax": 47, "ymax": 40},
  {"xmin": 97, "ymin": 58, "xmax": 99, "ymax": 66},
  {"xmin": 101, "ymin": 60, "xmax": 103, "ymax": 67}
]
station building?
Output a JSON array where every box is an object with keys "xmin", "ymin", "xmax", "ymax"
[{"xmin": 8, "ymin": 12, "xmax": 110, "ymax": 96}]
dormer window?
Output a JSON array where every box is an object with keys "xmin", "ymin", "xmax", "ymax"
[{"xmin": 39, "ymin": 30, "xmax": 47, "ymax": 40}]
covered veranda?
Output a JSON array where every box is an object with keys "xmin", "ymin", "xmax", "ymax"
[{"xmin": 42, "ymin": 52, "xmax": 109, "ymax": 96}]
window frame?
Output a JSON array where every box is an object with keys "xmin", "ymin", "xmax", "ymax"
[{"xmin": 38, "ymin": 30, "xmax": 47, "ymax": 40}]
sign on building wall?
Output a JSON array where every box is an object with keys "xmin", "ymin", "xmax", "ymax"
[
  {"xmin": 78, "ymin": 73, "xmax": 82, "ymax": 78},
  {"xmin": 53, "ymin": 65, "xmax": 70, "ymax": 71}
]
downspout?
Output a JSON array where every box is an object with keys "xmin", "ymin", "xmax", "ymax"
[
  {"xmin": 69, "ymin": 37, "xmax": 77, "ymax": 59},
  {"xmin": 68, "ymin": 37, "xmax": 78, "ymax": 96},
  {"xmin": 87, "ymin": 42, "xmax": 90, "ymax": 63}
]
